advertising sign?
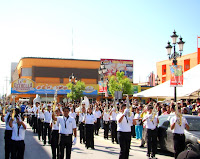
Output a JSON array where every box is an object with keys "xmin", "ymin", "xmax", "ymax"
[
  {"xmin": 170, "ymin": 65, "xmax": 183, "ymax": 87},
  {"xmin": 35, "ymin": 83, "xmax": 98, "ymax": 95},
  {"xmin": 101, "ymin": 59, "xmax": 133, "ymax": 81},
  {"xmin": 11, "ymin": 78, "xmax": 35, "ymax": 94},
  {"xmin": 98, "ymin": 81, "xmax": 107, "ymax": 93}
]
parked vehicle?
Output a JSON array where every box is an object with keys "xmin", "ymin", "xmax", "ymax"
[{"xmin": 143, "ymin": 115, "xmax": 200, "ymax": 154}]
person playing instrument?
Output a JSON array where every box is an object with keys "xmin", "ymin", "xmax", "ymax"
[
  {"xmin": 170, "ymin": 106, "xmax": 189, "ymax": 159},
  {"xmin": 103, "ymin": 107, "xmax": 110, "ymax": 140},
  {"xmin": 117, "ymin": 104, "xmax": 133, "ymax": 159},
  {"xmin": 52, "ymin": 107, "xmax": 77, "ymax": 159},
  {"xmin": 93, "ymin": 106, "xmax": 101, "ymax": 135},
  {"xmin": 110, "ymin": 107, "xmax": 118, "ymax": 144},
  {"xmin": 143, "ymin": 105, "xmax": 159, "ymax": 159},
  {"xmin": 79, "ymin": 106, "xmax": 86, "ymax": 144}
]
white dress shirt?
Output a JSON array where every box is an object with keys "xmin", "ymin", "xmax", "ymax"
[
  {"xmin": 143, "ymin": 113, "xmax": 158, "ymax": 130},
  {"xmin": 110, "ymin": 112, "xmax": 117, "ymax": 121},
  {"xmin": 134, "ymin": 113, "xmax": 141, "ymax": 125},
  {"xmin": 103, "ymin": 112, "xmax": 110, "ymax": 121},
  {"xmin": 170, "ymin": 116, "xmax": 188, "ymax": 134},
  {"xmin": 84, "ymin": 114, "xmax": 96, "ymax": 124},
  {"xmin": 79, "ymin": 113, "xmax": 85, "ymax": 123},
  {"xmin": 51, "ymin": 118, "xmax": 59, "ymax": 130},
  {"xmin": 33, "ymin": 106, "xmax": 39, "ymax": 116},
  {"xmin": 44, "ymin": 111, "xmax": 52, "ymax": 123},
  {"xmin": 93, "ymin": 110, "xmax": 101, "ymax": 119},
  {"xmin": 4, "ymin": 112, "xmax": 16, "ymax": 130},
  {"xmin": 57, "ymin": 116, "xmax": 76, "ymax": 134},
  {"xmin": 69, "ymin": 112, "xmax": 76, "ymax": 119},
  {"xmin": 116, "ymin": 113, "xmax": 132, "ymax": 132},
  {"xmin": 38, "ymin": 110, "xmax": 45, "ymax": 119},
  {"xmin": 11, "ymin": 123, "xmax": 26, "ymax": 141}
]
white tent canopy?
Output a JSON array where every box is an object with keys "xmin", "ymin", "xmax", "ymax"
[{"xmin": 133, "ymin": 64, "xmax": 200, "ymax": 99}]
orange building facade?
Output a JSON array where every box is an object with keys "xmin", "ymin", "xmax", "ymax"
[{"xmin": 11, "ymin": 57, "xmax": 101, "ymax": 103}]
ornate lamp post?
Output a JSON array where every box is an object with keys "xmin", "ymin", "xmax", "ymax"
[
  {"xmin": 165, "ymin": 30, "xmax": 185, "ymax": 102},
  {"xmin": 98, "ymin": 62, "xmax": 107, "ymax": 101},
  {"xmin": 69, "ymin": 73, "xmax": 78, "ymax": 102}
]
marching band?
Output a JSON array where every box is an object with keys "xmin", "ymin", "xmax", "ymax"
[{"xmin": 0, "ymin": 94, "xmax": 196, "ymax": 159}]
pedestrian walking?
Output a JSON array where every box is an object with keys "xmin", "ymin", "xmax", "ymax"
[
  {"xmin": 110, "ymin": 107, "xmax": 118, "ymax": 144},
  {"xmin": 79, "ymin": 106, "xmax": 86, "ymax": 144},
  {"xmin": 93, "ymin": 106, "xmax": 101, "ymax": 135}
]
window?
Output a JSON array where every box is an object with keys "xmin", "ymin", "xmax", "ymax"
[
  {"xmin": 184, "ymin": 59, "xmax": 190, "ymax": 71},
  {"xmin": 162, "ymin": 77, "xmax": 166, "ymax": 83},
  {"xmin": 162, "ymin": 65, "xmax": 166, "ymax": 75}
]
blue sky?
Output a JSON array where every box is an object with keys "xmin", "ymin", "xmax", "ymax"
[{"xmin": 0, "ymin": 0, "xmax": 200, "ymax": 95}]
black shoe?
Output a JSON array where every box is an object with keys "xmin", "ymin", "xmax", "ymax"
[
  {"xmin": 91, "ymin": 147, "xmax": 95, "ymax": 150},
  {"xmin": 112, "ymin": 141, "xmax": 114, "ymax": 144},
  {"xmin": 140, "ymin": 145, "xmax": 144, "ymax": 148},
  {"xmin": 80, "ymin": 141, "xmax": 82, "ymax": 144}
]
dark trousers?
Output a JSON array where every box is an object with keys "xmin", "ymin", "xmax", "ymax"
[
  {"xmin": 33, "ymin": 116, "xmax": 38, "ymax": 133},
  {"xmin": 59, "ymin": 134, "xmax": 72, "ymax": 159},
  {"xmin": 79, "ymin": 122, "xmax": 85, "ymax": 143},
  {"xmin": 5, "ymin": 130, "xmax": 12, "ymax": 159},
  {"xmin": 11, "ymin": 140, "xmax": 25, "ymax": 159},
  {"xmin": 20, "ymin": 112, "xmax": 25, "ymax": 121},
  {"xmin": 85, "ymin": 124, "xmax": 94, "ymax": 148},
  {"xmin": 173, "ymin": 133, "xmax": 185, "ymax": 159},
  {"xmin": 103, "ymin": 121, "xmax": 109, "ymax": 139},
  {"xmin": 94, "ymin": 118, "xmax": 100, "ymax": 135},
  {"xmin": 51, "ymin": 130, "xmax": 59, "ymax": 159},
  {"xmin": 30, "ymin": 115, "xmax": 34, "ymax": 127},
  {"xmin": 117, "ymin": 131, "xmax": 131, "ymax": 159},
  {"xmin": 146, "ymin": 129, "xmax": 157, "ymax": 157},
  {"xmin": 43, "ymin": 122, "xmax": 51, "ymax": 145},
  {"xmin": 38, "ymin": 118, "xmax": 44, "ymax": 141},
  {"xmin": 131, "ymin": 125, "xmax": 136, "ymax": 138},
  {"xmin": 111, "ymin": 121, "xmax": 118, "ymax": 143}
]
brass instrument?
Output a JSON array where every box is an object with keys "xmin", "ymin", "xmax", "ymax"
[
  {"xmin": 113, "ymin": 97, "xmax": 118, "ymax": 113},
  {"xmin": 175, "ymin": 103, "xmax": 182, "ymax": 126},
  {"xmin": 11, "ymin": 108, "xmax": 15, "ymax": 120},
  {"xmin": 150, "ymin": 103, "xmax": 157, "ymax": 122},
  {"xmin": 79, "ymin": 97, "xmax": 83, "ymax": 113},
  {"xmin": 124, "ymin": 94, "xmax": 131, "ymax": 117}
]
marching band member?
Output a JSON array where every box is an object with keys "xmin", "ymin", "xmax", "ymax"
[
  {"xmin": 142, "ymin": 105, "xmax": 159, "ymax": 159},
  {"xmin": 9, "ymin": 113, "xmax": 26, "ymax": 159},
  {"xmin": 69, "ymin": 107, "xmax": 76, "ymax": 119},
  {"xmin": 1, "ymin": 109, "xmax": 14, "ymax": 159},
  {"xmin": 84, "ymin": 107, "xmax": 96, "ymax": 149},
  {"xmin": 93, "ymin": 106, "xmax": 101, "ymax": 135},
  {"xmin": 110, "ymin": 107, "xmax": 118, "ymax": 144},
  {"xmin": 103, "ymin": 107, "xmax": 110, "ymax": 139},
  {"xmin": 50, "ymin": 108, "xmax": 61, "ymax": 159},
  {"xmin": 117, "ymin": 104, "xmax": 132, "ymax": 159},
  {"xmin": 43, "ymin": 104, "xmax": 52, "ymax": 145},
  {"xmin": 170, "ymin": 106, "xmax": 189, "ymax": 159},
  {"xmin": 134, "ymin": 107, "xmax": 143, "ymax": 140},
  {"xmin": 32, "ymin": 102, "xmax": 40, "ymax": 133},
  {"xmin": 53, "ymin": 107, "xmax": 77, "ymax": 159},
  {"xmin": 79, "ymin": 106, "xmax": 86, "ymax": 144},
  {"xmin": 37, "ymin": 104, "xmax": 45, "ymax": 141}
]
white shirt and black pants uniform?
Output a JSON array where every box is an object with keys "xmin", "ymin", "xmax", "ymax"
[
  {"xmin": 93, "ymin": 110, "xmax": 101, "ymax": 135},
  {"xmin": 143, "ymin": 113, "xmax": 158, "ymax": 158},
  {"xmin": 3, "ymin": 112, "xmax": 13, "ymax": 159},
  {"xmin": 170, "ymin": 116, "xmax": 188, "ymax": 159},
  {"xmin": 37, "ymin": 109, "xmax": 44, "ymax": 141},
  {"xmin": 51, "ymin": 117, "xmax": 60, "ymax": 159},
  {"xmin": 84, "ymin": 113, "xmax": 96, "ymax": 149},
  {"xmin": 43, "ymin": 110, "xmax": 52, "ymax": 145},
  {"xmin": 117, "ymin": 113, "xmax": 132, "ymax": 159},
  {"xmin": 11, "ymin": 121, "xmax": 26, "ymax": 159},
  {"xmin": 57, "ymin": 116, "xmax": 76, "ymax": 159},
  {"xmin": 110, "ymin": 111, "xmax": 118, "ymax": 144},
  {"xmin": 79, "ymin": 113, "xmax": 85, "ymax": 144},
  {"xmin": 103, "ymin": 112, "xmax": 110, "ymax": 139},
  {"xmin": 32, "ymin": 106, "xmax": 39, "ymax": 133}
]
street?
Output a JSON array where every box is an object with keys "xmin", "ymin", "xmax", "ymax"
[{"xmin": 0, "ymin": 121, "xmax": 174, "ymax": 159}]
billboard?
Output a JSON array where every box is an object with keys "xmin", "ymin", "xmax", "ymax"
[
  {"xmin": 11, "ymin": 78, "xmax": 35, "ymax": 94},
  {"xmin": 101, "ymin": 59, "xmax": 133, "ymax": 81},
  {"xmin": 170, "ymin": 65, "xmax": 183, "ymax": 87}
]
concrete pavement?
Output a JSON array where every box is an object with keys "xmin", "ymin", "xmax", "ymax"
[{"xmin": 0, "ymin": 121, "xmax": 174, "ymax": 159}]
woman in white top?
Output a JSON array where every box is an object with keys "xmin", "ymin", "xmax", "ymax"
[
  {"xmin": 134, "ymin": 107, "xmax": 143, "ymax": 140},
  {"xmin": 84, "ymin": 107, "xmax": 96, "ymax": 149},
  {"xmin": 103, "ymin": 108, "xmax": 110, "ymax": 139}
]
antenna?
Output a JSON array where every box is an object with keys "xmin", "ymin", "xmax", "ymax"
[{"xmin": 72, "ymin": 28, "xmax": 74, "ymax": 57}]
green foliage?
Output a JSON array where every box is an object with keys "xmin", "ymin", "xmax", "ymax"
[
  {"xmin": 67, "ymin": 81, "xmax": 86, "ymax": 101},
  {"xmin": 108, "ymin": 71, "xmax": 133, "ymax": 97}
]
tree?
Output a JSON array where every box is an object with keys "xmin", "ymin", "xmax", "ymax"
[
  {"xmin": 67, "ymin": 81, "xmax": 86, "ymax": 101},
  {"xmin": 108, "ymin": 71, "xmax": 133, "ymax": 97}
]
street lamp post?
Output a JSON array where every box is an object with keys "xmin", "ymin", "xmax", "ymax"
[
  {"xmin": 165, "ymin": 30, "xmax": 185, "ymax": 102},
  {"xmin": 69, "ymin": 73, "xmax": 78, "ymax": 103},
  {"xmin": 98, "ymin": 62, "xmax": 107, "ymax": 102}
]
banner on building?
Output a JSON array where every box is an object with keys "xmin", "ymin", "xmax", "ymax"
[
  {"xmin": 101, "ymin": 59, "xmax": 133, "ymax": 81},
  {"xmin": 11, "ymin": 78, "xmax": 35, "ymax": 94},
  {"xmin": 98, "ymin": 81, "xmax": 107, "ymax": 93},
  {"xmin": 170, "ymin": 65, "xmax": 183, "ymax": 87}
]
